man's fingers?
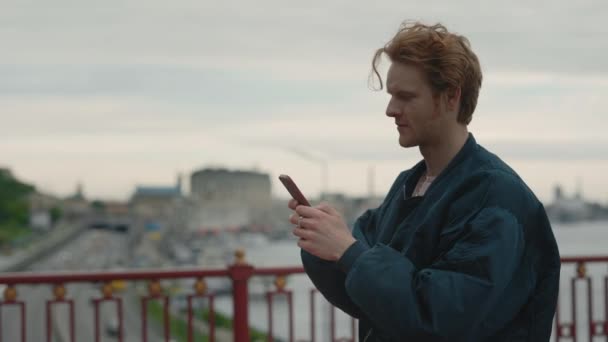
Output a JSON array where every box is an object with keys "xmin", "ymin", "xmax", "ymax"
[
  {"xmin": 297, "ymin": 238, "xmax": 312, "ymax": 251},
  {"xmin": 289, "ymin": 215, "xmax": 313, "ymax": 229},
  {"xmin": 298, "ymin": 217, "xmax": 310, "ymax": 229},
  {"xmin": 295, "ymin": 205, "xmax": 324, "ymax": 219},
  {"xmin": 288, "ymin": 199, "xmax": 299, "ymax": 210},
  {"xmin": 293, "ymin": 227, "xmax": 313, "ymax": 240},
  {"xmin": 316, "ymin": 202, "xmax": 339, "ymax": 216},
  {"xmin": 289, "ymin": 213, "xmax": 299, "ymax": 225}
]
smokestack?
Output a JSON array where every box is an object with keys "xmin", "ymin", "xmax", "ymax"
[{"xmin": 367, "ymin": 165, "xmax": 375, "ymax": 199}]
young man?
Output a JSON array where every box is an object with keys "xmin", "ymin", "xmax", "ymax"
[{"xmin": 288, "ymin": 22, "xmax": 560, "ymax": 341}]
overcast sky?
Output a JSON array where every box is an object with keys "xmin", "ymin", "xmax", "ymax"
[{"xmin": 1, "ymin": 0, "xmax": 607, "ymax": 204}]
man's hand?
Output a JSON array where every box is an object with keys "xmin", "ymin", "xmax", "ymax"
[{"xmin": 288, "ymin": 199, "xmax": 356, "ymax": 261}]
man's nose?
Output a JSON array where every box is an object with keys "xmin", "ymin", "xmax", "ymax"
[{"xmin": 386, "ymin": 98, "xmax": 399, "ymax": 117}]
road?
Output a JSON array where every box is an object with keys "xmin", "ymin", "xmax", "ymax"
[{"xmin": 2, "ymin": 229, "xmax": 164, "ymax": 342}]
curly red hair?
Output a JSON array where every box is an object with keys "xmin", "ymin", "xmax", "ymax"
[{"xmin": 371, "ymin": 21, "xmax": 483, "ymax": 124}]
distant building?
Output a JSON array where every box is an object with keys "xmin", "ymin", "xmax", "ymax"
[
  {"xmin": 189, "ymin": 168, "xmax": 272, "ymax": 229},
  {"xmin": 190, "ymin": 168, "xmax": 271, "ymax": 204},
  {"xmin": 322, "ymin": 193, "xmax": 384, "ymax": 226},
  {"xmin": 130, "ymin": 176, "xmax": 182, "ymax": 218},
  {"xmin": 62, "ymin": 183, "xmax": 90, "ymax": 219},
  {"xmin": 30, "ymin": 211, "xmax": 52, "ymax": 230},
  {"xmin": 546, "ymin": 184, "xmax": 592, "ymax": 222},
  {"xmin": 28, "ymin": 192, "xmax": 61, "ymax": 230},
  {"xmin": 28, "ymin": 192, "xmax": 60, "ymax": 212},
  {"xmin": 105, "ymin": 201, "xmax": 130, "ymax": 216}
]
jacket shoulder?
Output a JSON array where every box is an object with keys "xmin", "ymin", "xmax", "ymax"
[{"xmin": 443, "ymin": 147, "xmax": 543, "ymax": 224}]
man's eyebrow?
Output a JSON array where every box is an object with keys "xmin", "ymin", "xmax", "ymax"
[{"xmin": 388, "ymin": 88, "xmax": 416, "ymax": 96}]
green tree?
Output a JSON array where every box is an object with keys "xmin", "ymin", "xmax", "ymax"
[
  {"xmin": 0, "ymin": 171, "xmax": 36, "ymax": 246},
  {"xmin": 50, "ymin": 206, "xmax": 63, "ymax": 224},
  {"xmin": 91, "ymin": 200, "xmax": 106, "ymax": 211},
  {"xmin": 0, "ymin": 171, "xmax": 35, "ymax": 226}
]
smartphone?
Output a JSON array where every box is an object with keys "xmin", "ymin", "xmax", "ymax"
[{"xmin": 278, "ymin": 174, "xmax": 311, "ymax": 206}]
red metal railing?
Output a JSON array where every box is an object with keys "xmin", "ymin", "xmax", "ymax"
[
  {"xmin": 555, "ymin": 256, "xmax": 608, "ymax": 342},
  {"xmin": 0, "ymin": 250, "xmax": 356, "ymax": 342},
  {"xmin": 0, "ymin": 253, "xmax": 606, "ymax": 342}
]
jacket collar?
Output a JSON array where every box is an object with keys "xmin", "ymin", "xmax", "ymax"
[{"xmin": 404, "ymin": 133, "xmax": 478, "ymax": 198}]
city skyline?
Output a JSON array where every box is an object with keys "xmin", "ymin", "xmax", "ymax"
[
  {"xmin": 1, "ymin": 162, "xmax": 603, "ymax": 208},
  {"xmin": 2, "ymin": 1, "xmax": 608, "ymax": 203}
]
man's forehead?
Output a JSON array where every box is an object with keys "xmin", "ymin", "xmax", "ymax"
[
  {"xmin": 386, "ymin": 63, "xmax": 425, "ymax": 93},
  {"xmin": 386, "ymin": 77, "xmax": 419, "ymax": 94}
]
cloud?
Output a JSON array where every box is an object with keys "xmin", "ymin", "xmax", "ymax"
[
  {"xmin": 2, "ymin": 1, "xmax": 607, "ymax": 74},
  {"xmin": 1, "ymin": 0, "xmax": 608, "ymax": 201}
]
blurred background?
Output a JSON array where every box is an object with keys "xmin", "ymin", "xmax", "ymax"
[{"xmin": 1, "ymin": 1, "xmax": 607, "ymax": 341}]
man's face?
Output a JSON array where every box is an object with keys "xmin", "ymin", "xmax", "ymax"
[{"xmin": 385, "ymin": 62, "xmax": 442, "ymax": 148}]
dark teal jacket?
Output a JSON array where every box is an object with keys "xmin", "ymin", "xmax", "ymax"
[{"xmin": 301, "ymin": 134, "xmax": 560, "ymax": 341}]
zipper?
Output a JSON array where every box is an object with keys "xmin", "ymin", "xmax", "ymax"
[{"xmin": 363, "ymin": 328, "xmax": 373, "ymax": 342}]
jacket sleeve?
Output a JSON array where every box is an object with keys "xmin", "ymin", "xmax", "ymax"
[
  {"xmin": 342, "ymin": 177, "xmax": 528, "ymax": 340},
  {"xmin": 300, "ymin": 209, "xmax": 375, "ymax": 319},
  {"xmin": 300, "ymin": 171, "xmax": 408, "ymax": 318}
]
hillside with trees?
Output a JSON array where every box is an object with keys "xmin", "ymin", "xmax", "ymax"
[{"xmin": 0, "ymin": 169, "xmax": 35, "ymax": 246}]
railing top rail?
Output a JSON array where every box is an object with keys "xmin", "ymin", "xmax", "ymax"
[
  {"xmin": 560, "ymin": 256, "xmax": 608, "ymax": 263},
  {"xmin": 0, "ymin": 265, "xmax": 306, "ymax": 285},
  {"xmin": 0, "ymin": 267, "xmax": 231, "ymax": 285},
  {"xmin": 0, "ymin": 255, "xmax": 605, "ymax": 285},
  {"xmin": 252, "ymin": 266, "xmax": 305, "ymax": 276}
]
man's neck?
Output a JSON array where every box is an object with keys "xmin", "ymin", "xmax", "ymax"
[{"xmin": 419, "ymin": 128, "xmax": 469, "ymax": 177}]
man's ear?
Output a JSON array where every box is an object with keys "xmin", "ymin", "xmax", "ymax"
[{"xmin": 446, "ymin": 87, "xmax": 462, "ymax": 112}]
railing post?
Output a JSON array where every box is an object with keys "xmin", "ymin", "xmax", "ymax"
[{"xmin": 229, "ymin": 249, "xmax": 254, "ymax": 342}]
